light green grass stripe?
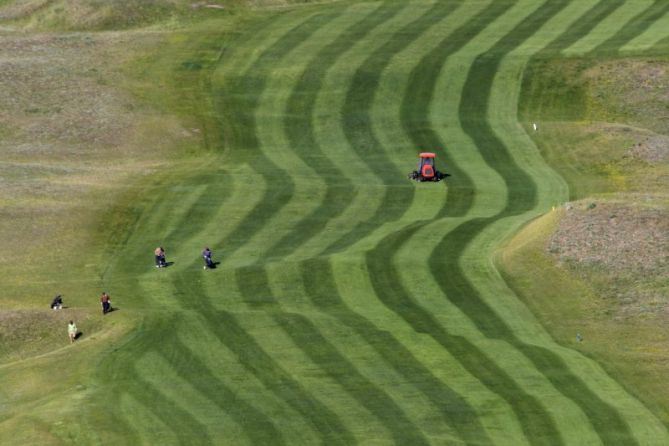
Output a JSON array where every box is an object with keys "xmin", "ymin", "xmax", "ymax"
[
  {"xmin": 561, "ymin": 0, "xmax": 655, "ymax": 56},
  {"xmin": 620, "ymin": 10, "xmax": 669, "ymax": 53}
]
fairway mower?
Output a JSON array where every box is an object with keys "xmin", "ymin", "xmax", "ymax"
[{"xmin": 408, "ymin": 152, "xmax": 448, "ymax": 182}]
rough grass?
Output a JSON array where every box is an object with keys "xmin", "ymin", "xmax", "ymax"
[
  {"xmin": 0, "ymin": 0, "xmax": 341, "ymax": 30},
  {"xmin": 505, "ymin": 50, "xmax": 669, "ymax": 426}
]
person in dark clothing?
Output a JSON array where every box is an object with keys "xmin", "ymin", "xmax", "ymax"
[
  {"xmin": 100, "ymin": 292, "xmax": 111, "ymax": 314},
  {"xmin": 154, "ymin": 246, "xmax": 166, "ymax": 268},
  {"xmin": 202, "ymin": 247, "xmax": 214, "ymax": 269},
  {"xmin": 51, "ymin": 294, "xmax": 63, "ymax": 310}
]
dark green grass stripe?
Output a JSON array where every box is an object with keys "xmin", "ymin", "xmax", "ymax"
[
  {"xmin": 235, "ymin": 264, "xmax": 430, "ymax": 444},
  {"xmin": 301, "ymin": 257, "xmax": 493, "ymax": 445},
  {"xmin": 214, "ymin": 10, "xmax": 343, "ymax": 259},
  {"xmin": 323, "ymin": 2, "xmax": 472, "ymax": 255},
  {"xmin": 175, "ymin": 269, "xmax": 357, "ymax": 445},
  {"xmin": 156, "ymin": 318, "xmax": 286, "ymax": 445},
  {"xmin": 401, "ymin": 0, "xmax": 516, "ymax": 218},
  {"xmin": 366, "ymin": 224, "xmax": 562, "ymax": 446},
  {"xmin": 270, "ymin": 1, "xmax": 452, "ymax": 258},
  {"xmin": 541, "ymin": 0, "xmax": 626, "ymax": 55},
  {"xmin": 590, "ymin": 0, "xmax": 669, "ymax": 56}
]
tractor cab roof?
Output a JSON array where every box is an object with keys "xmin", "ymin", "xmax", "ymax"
[{"xmin": 419, "ymin": 152, "xmax": 436, "ymax": 158}]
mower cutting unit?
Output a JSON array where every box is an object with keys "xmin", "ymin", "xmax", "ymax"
[{"xmin": 408, "ymin": 152, "xmax": 448, "ymax": 182}]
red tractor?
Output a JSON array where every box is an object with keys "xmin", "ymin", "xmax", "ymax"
[{"xmin": 408, "ymin": 152, "xmax": 448, "ymax": 182}]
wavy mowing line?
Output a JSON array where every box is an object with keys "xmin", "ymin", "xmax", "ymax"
[
  {"xmin": 212, "ymin": 11, "xmax": 343, "ymax": 261},
  {"xmin": 284, "ymin": 2, "xmax": 486, "ymax": 261},
  {"xmin": 268, "ymin": 1, "xmax": 457, "ymax": 259},
  {"xmin": 148, "ymin": 321, "xmax": 287, "ymax": 445},
  {"xmin": 560, "ymin": 0, "xmax": 655, "ymax": 57},
  {"xmin": 242, "ymin": 0, "xmax": 411, "ymax": 262},
  {"xmin": 400, "ymin": 0, "xmax": 517, "ymax": 219},
  {"xmin": 125, "ymin": 368, "xmax": 215, "ymax": 445},
  {"xmin": 304, "ymin": 1, "xmax": 560, "ymax": 440},
  {"xmin": 590, "ymin": 0, "xmax": 669, "ymax": 55},
  {"xmin": 621, "ymin": 12, "xmax": 669, "ymax": 54},
  {"xmin": 136, "ymin": 352, "xmax": 247, "ymax": 441},
  {"xmin": 426, "ymin": 0, "xmax": 662, "ymax": 442},
  {"xmin": 299, "ymin": 257, "xmax": 494, "ymax": 445},
  {"xmin": 364, "ymin": 0, "xmax": 621, "ymax": 444},
  {"xmin": 320, "ymin": 0, "xmax": 472, "ymax": 254},
  {"xmin": 322, "ymin": 0, "xmax": 527, "ymax": 256},
  {"xmin": 167, "ymin": 265, "xmax": 357, "ymax": 444},
  {"xmin": 364, "ymin": 224, "xmax": 562, "ymax": 445},
  {"xmin": 177, "ymin": 296, "xmax": 356, "ymax": 445},
  {"xmin": 102, "ymin": 319, "xmax": 216, "ymax": 444},
  {"xmin": 105, "ymin": 15, "xmax": 300, "ymax": 277},
  {"xmin": 234, "ymin": 263, "xmax": 432, "ymax": 444},
  {"xmin": 540, "ymin": 0, "xmax": 626, "ymax": 55}
]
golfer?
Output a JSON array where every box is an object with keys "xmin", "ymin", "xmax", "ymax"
[
  {"xmin": 68, "ymin": 320, "xmax": 77, "ymax": 343},
  {"xmin": 100, "ymin": 292, "xmax": 111, "ymax": 315},
  {"xmin": 154, "ymin": 246, "xmax": 166, "ymax": 268},
  {"xmin": 202, "ymin": 247, "xmax": 214, "ymax": 269}
]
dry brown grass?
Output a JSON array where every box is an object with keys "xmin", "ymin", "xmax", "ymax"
[
  {"xmin": 0, "ymin": 31, "xmax": 194, "ymax": 289},
  {"xmin": 549, "ymin": 199, "xmax": 668, "ymax": 275},
  {"xmin": 585, "ymin": 58, "xmax": 669, "ymax": 135}
]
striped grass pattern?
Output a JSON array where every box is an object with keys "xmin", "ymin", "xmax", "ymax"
[{"xmin": 94, "ymin": 1, "xmax": 669, "ymax": 444}]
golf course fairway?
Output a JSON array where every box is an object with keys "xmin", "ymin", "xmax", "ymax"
[{"xmin": 1, "ymin": 0, "xmax": 668, "ymax": 444}]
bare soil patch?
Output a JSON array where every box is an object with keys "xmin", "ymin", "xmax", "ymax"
[
  {"xmin": 627, "ymin": 134, "xmax": 669, "ymax": 164},
  {"xmin": 549, "ymin": 200, "xmax": 668, "ymax": 275},
  {"xmin": 548, "ymin": 199, "xmax": 668, "ymax": 319}
]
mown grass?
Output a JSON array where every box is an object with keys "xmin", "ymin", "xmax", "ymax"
[{"xmin": 2, "ymin": 0, "xmax": 669, "ymax": 444}]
